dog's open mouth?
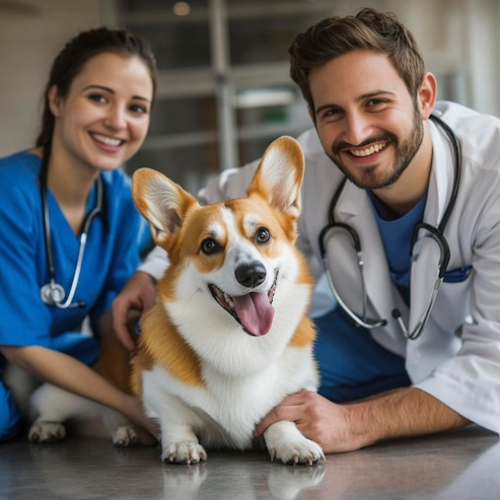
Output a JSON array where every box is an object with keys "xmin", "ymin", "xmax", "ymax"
[{"xmin": 208, "ymin": 270, "xmax": 278, "ymax": 337}]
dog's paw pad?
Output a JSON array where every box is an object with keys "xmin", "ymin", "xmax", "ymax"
[
  {"xmin": 271, "ymin": 438, "xmax": 325, "ymax": 466},
  {"xmin": 113, "ymin": 425, "xmax": 138, "ymax": 447},
  {"xmin": 28, "ymin": 421, "xmax": 66, "ymax": 443},
  {"xmin": 162, "ymin": 441, "xmax": 207, "ymax": 464}
]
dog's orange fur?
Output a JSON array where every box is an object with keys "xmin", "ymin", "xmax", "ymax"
[{"xmin": 131, "ymin": 304, "xmax": 204, "ymax": 394}]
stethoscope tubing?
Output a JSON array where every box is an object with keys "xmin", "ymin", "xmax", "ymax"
[{"xmin": 39, "ymin": 157, "xmax": 103, "ymax": 309}]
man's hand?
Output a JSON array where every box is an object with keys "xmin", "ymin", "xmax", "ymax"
[
  {"xmin": 254, "ymin": 388, "xmax": 470, "ymax": 454},
  {"xmin": 112, "ymin": 271, "xmax": 157, "ymax": 354},
  {"xmin": 254, "ymin": 390, "xmax": 366, "ymax": 453}
]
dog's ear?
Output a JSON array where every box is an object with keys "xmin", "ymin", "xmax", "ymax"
[
  {"xmin": 132, "ymin": 168, "xmax": 197, "ymax": 244},
  {"xmin": 247, "ymin": 136, "xmax": 304, "ymax": 220}
]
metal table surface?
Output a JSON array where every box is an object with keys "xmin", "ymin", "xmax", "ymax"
[{"xmin": 1, "ymin": 425, "xmax": 498, "ymax": 500}]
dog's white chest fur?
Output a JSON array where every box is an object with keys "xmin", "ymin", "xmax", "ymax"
[{"xmin": 142, "ymin": 342, "xmax": 318, "ymax": 450}]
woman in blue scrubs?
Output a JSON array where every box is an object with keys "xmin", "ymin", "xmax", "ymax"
[{"xmin": 0, "ymin": 27, "xmax": 157, "ymax": 441}]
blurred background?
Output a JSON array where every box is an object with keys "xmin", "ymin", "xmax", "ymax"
[{"xmin": 1, "ymin": 0, "xmax": 500, "ymax": 193}]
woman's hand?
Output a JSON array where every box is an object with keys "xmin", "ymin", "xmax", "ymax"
[{"xmin": 112, "ymin": 271, "xmax": 157, "ymax": 354}]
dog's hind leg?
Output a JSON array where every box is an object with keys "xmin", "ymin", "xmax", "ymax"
[
  {"xmin": 28, "ymin": 383, "xmax": 133, "ymax": 444},
  {"xmin": 2, "ymin": 362, "xmax": 41, "ymax": 417},
  {"xmin": 28, "ymin": 384, "xmax": 78, "ymax": 442}
]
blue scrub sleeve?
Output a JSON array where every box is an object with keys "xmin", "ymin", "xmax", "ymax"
[{"xmin": 52, "ymin": 332, "xmax": 99, "ymax": 366}]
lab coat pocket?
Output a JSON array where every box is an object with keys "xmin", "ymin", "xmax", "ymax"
[{"xmin": 433, "ymin": 273, "xmax": 473, "ymax": 334}]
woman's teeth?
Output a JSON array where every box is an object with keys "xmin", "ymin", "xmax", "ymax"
[{"xmin": 92, "ymin": 133, "xmax": 122, "ymax": 147}]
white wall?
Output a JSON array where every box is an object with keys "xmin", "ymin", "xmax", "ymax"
[
  {"xmin": 385, "ymin": 0, "xmax": 500, "ymax": 116},
  {"xmin": 464, "ymin": 0, "xmax": 500, "ymax": 115},
  {"xmin": 0, "ymin": 0, "xmax": 116, "ymax": 156}
]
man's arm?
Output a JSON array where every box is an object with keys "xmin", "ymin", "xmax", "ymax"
[{"xmin": 254, "ymin": 387, "xmax": 470, "ymax": 453}]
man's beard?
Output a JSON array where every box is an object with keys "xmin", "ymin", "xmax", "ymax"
[{"xmin": 326, "ymin": 108, "xmax": 424, "ymax": 190}]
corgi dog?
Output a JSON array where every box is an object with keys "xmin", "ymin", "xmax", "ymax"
[{"xmin": 131, "ymin": 136, "xmax": 324, "ymax": 465}]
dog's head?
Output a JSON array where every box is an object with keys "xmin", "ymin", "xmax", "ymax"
[{"xmin": 132, "ymin": 136, "xmax": 309, "ymax": 339}]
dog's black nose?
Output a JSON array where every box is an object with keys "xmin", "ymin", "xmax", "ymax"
[{"xmin": 235, "ymin": 262, "xmax": 267, "ymax": 288}]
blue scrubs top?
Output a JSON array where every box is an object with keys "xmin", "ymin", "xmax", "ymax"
[{"xmin": 0, "ymin": 151, "xmax": 150, "ymax": 440}]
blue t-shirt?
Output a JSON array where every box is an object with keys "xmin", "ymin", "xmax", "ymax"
[
  {"xmin": 369, "ymin": 191, "xmax": 428, "ymax": 305},
  {"xmin": 0, "ymin": 151, "xmax": 150, "ymax": 363}
]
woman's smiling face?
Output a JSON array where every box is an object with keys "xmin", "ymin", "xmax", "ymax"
[{"xmin": 49, "ymin": 51, "xmax": 154, "ymax": 174}]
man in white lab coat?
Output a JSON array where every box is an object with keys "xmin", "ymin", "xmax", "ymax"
[{"xmin": 113, "ymin": 8, "xmax": 500, "ymax": 452}]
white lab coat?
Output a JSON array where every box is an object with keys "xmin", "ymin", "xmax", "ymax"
[{"xmin": 141, "ymin": 101, "xmax": 500, "ymax": 434}]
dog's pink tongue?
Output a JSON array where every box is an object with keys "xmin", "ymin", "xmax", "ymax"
[{"xmin": 232, "ymin": 292, "xmax": 274, "ymax": 336}]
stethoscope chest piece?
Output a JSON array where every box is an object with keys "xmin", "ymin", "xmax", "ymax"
[{"xmin": 40, "ymin": 282, "xmax": 66, "ymax": 305}]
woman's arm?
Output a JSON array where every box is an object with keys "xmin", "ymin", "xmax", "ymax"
[{"xmin": 0, "ymin": 344, "xmax": 158, "ymax": 439}]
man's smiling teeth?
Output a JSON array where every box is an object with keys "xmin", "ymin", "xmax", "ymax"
[
  {"xmin": 92, "ymin": 133, "xmax": 122, "ymax": 146},
  {"xmin": 349, "ymin": 142, "xmax": 385, "ymax": 157}
]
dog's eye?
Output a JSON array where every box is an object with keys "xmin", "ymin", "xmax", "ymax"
[
  {"xmin": 255, "ymin": 227, "xmax": 271, "ymax": 244},
  {"xmin": 201, "ymin": 238, "xmax": 220, "ymax": 255}
]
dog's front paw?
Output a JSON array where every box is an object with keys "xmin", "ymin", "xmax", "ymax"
[
  {"xmin": 112, "ymin": 425, "xmax": 138, "ymax": 447},
  {"xmin": 264, "ymin": 421, "xmax": 325, "ymax": 466},
  {"xmin": 162, "ymin": 441, "xmax": 208, "ymax": 465},
  {"xmin": 28, "ymin": 421, "xmax": 66, "ymax": 443},
  {"xmin": 270, "ymin": 436, "xmax": 324, "ymax": 466}
]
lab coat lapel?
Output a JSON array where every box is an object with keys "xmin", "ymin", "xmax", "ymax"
[
  {"xmin": 334, "ymin": 181, "xmax": 403, "ymax": 342},
  {"xmin": 409, "ymin": 118, "xmax": 455, "ymax": 336}
]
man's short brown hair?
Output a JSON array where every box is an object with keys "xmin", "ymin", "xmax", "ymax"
[{"xmin": 289, "ymin": 8, "xmax": 426, "ymax": 112}]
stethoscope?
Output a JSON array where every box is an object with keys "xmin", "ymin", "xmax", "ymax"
[
  {"xmin": 39, "ymin": 159, "xmax": 103, "ymax": 309},
  {"xmin": 318, "ymin": 114, "xmax": 461, "ymax": 340}
]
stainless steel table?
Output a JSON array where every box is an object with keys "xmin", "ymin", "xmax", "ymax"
[{"xmin": 1, "ymin": 425, "xmax": 498, "ymax": 499}]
